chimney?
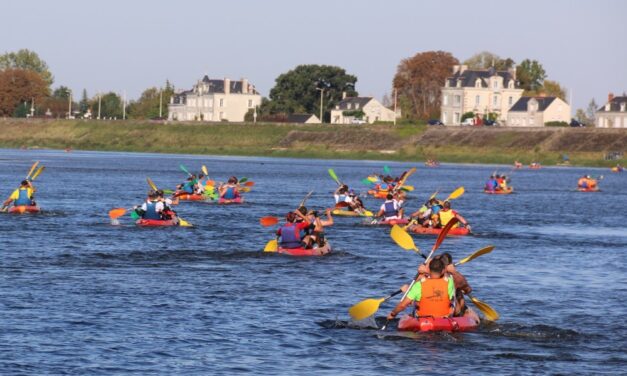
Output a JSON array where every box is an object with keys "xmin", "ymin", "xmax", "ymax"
[
  {"xmin": 509, "ymin": 64, "xmax": 517, "ymax": 80},
  {"xmin": 342, "ymin": 91, "xmax": 347, "ymax": 100},
  {"xmin": 608, "ymin": 92, "xmax": 614, "ymax": 103},
  {"xmin": 224, "ymin": 78, "xmax": 231, "ymax": 95},
  {"xmin": 241, "ymin": 78, "xmax": 248, "ymax": 94},
  {"xmin": 452, "ymin": 65, "xmax": 460, "ymax": 74},
  {"xmin": 459, "ymin": 65, "xmax": 468, "ymax": 74}
]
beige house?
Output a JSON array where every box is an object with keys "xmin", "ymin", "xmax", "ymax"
[
  {"xmin": 507, "ymin": 96, "xmax": 571, "ymax": 127},
  {"xmin": 441, "ymin": 65, "xmax": 523, "ymax": 125},
  {"xmin": 330, "ymin": 97, "xmax": 397, "ymax": 124},
  {"xmin": 596, "ymin": 93, "xmax": 627, "ymax": 128},
  {"xmin": 168, "ymin": 76, "xmax": 261, "ymax": 122}
]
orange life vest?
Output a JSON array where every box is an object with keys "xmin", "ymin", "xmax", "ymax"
[
  {"xmin": 417, "ymin": 277, "xmax": 452, "ymax": 317},
  {"xmin": 438, "ymin": 209, "xmax": 458, "ymax": 228}
]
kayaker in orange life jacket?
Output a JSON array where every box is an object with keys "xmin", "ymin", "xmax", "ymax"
[
  {"xmin": 387, "ymin": 257, "xmax": 455, "ymax": 320},
  {"xmin": 437, "ymin": 201, "xmax": 471, "ymax": 232},
  {"xmin": 438, "ymin": 252, "xmax": 480, "ymax": 323},
  {"xmin": 276, "ymin": 210, "xmax": 310, "ymax": 249}
]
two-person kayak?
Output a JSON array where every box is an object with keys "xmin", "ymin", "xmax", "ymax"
[
  {"xmin": 409, "ymin": 226, "xmax": 470, "ymax": 236},
  {"xmin": 277, "ymin": 242, "xmax": 332, "ymax": 257},
  {"xmin": 397, "ymin": 315, "xmax": 479, "ymax": 332},
  {"xmin": 136, "ymin": 217, "xmax": 179, "ymax": 227},
  {"xmin": 484, "ymin": 187, "xmax": 514, "ymax": 195},
  {"xmin": 7, "ymin": 205, "xmax": 41, "ymax": 214},
  {"xmin": 331, "ymin": 209, "xmax": 373, "ymax": 217},
  {"xmin": 218, "ymin": 196, "xmax": 243, "ymax": 204}
]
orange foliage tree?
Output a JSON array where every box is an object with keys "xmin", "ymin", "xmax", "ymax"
[
  {"xmin": 0, "ymin": 68, "xmax": 49, "ymax": 116},
  {"xmin": 393, "ymin": 51, "xmax": 458, "ymax": 120}
]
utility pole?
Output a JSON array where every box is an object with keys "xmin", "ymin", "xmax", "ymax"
[
  {"xmin": 68, "ymin": 90, "xmax": 72, "ymax": 119},
  {"xmin": 122, "ymin": 91, "xmax": 126, "ymax": 120},
  {"xmin": 393, "ymin": 88, "xmax": 397, "ymax": 125},
  {"xmin": 159, "ymin": 88, "xmax": 163, "ymax": 118},
  {"xmin": 316, "ymin": 87, "xmax": 324, "ymax": 123},
  {"xmin": 98, "ymin": 93, "xmax": 101, "ymax": 119}
]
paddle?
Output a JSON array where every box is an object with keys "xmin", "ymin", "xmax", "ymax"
[
  {"xmin": 29, "ymin": 166, "xmax": 45, "ymax": 181},
  {"xmin": 328, "ymin": 169, "xmax": 342, "ymax": 186},
  {"xmin": 467, "ymin": 294, "xmax": 499, "ymax": 321},
  {"xmin": 429, "ymin": 190, "xmax": 439, "ymax": 200},
  {"xmin": 367, "ymin": 176, "xmax": 379, "ymax": 183},
  {"xmin": 238, "ymin": 177, "xmax": 248, "ymax": 183},
  {"xmin": 201, "ymin": 165, "xmax": 209, "ymax": 176},
  {"xmin": 264, "ymin": 239, "xmax": 278, "ymax": 252},
  {"xmin": 109, "ymin": 208, "xmax": 127, "ymax": 220},
  {"xmin": 456, "ymin": 246, "xmax": 495, "ymax": 266},
  {"xmin": 444, "ymin": 186, "xmax": 464, "ymax": 201},
  {"xmin": 179, "ymin": 164, "xmax": 192, "ymax": 177},
  {"xmin": 178, "ymin": 218, "xmax": 192, "ymax": 227},
  {"xmin": 390, "ymin": 224, "xmax": 424, "ymax": 258},
  {"xmin": 361, "ymin": 178, "xmax": 374, "ymax": 186},
  {"xmin": 26, "ymin": 161, "xmax": 39, "ymax": 180},
  {"xmin": 260, "ymin": 216, "xmax": 279, "ymax": 227},
  {"xmin": 147, "ymin": 177, "xmax": 158, "ymax": 191},
  {"xmin": 299, "ymin": 190, "xmax": 314, "ymax": 207},
  {"xmin": 383, "ymin": 165, "xmax": 391, "ymax": 174},
  {"xmin": 244, "ymin": 181, "xmax": 255, "ymax": 187},
  {"xmin": 400, "ymin": 185, "xmax": 414, "ymax": 192},
  {"xmin": 348, "ymin": 289, "xmax": 402, "ymax": 321},
  {"xmin": 392, "ymin": 167, "xmax": 416, "ymax": 194}
]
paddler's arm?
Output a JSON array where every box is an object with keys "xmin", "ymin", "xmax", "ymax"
[{"xmin": 319, "ymin": 208, "xmax": 333, "ymax": 227}]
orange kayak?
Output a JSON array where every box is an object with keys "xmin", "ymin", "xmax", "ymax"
[
  {"xmin": 397, "ymin": 315, "xmax": 478, "ymax": 332},
  {"xmin": 8, "ymin": 205, "xmax": 41, "ymax": 214},
  {"xmin": 409, "ymin": 226, "xmax": 470, "ymax": 236}
]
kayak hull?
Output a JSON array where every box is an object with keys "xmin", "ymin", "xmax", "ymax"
[
  {"xmin": 332, "ymin": 209, "xmax": 373, "ymax": 217},
  {"xmin": 367, "ymin": 190, "xmax": 389, "ymax": 199},
  {"xmin": 409, "ymin": 226, "xmax": 470, "ymax": 236},
  {"xmin": 8, "ymin": 205, "xmax": 40, "ymax": 214},
  {"xmin": 136, "ymin": 218, "xmax": 179, "ymax": 227},
  {"xmin": 277, "ymin": 243, "xmax": 332, "ymax": 257},
  {"xmin": 373, "ymin": 218, "xmax": 409, "ymax": 226},
  {"xmin": 218, "ymin": 197, "xmax": 243, "ymax": 204},
  {"xmin": 484, "ymin": 187, "xmax": 514, "ymax": 194},
  {"xmin": 577, "ymin": 187, "xmax": 600, "ymax": 192},
  {"xmin": 178, "ymin": 193, "xmax": 206, "ymax": 201},
  {"xmin": 397, "ymin": 315, "xmax": 479, "ymax": 333}
]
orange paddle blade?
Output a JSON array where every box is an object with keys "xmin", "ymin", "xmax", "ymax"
[
  {"xmin": 108, "ymin": 208, "xmax": 127, "ymax": 219},
  {"xmin": 244, "ymin": 181, "xmax": 255, "ymax": 187},
  {"xmin": 260, "ymin": 216, "xmax": 279, "ymax": 227}
]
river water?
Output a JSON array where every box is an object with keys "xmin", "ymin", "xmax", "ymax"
[{"xmin": 0, "ymin": 149, "xmax": 625, "ymax": 375}]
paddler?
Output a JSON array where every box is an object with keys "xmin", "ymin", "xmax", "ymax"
[
  {"xmin": 304, "ymin": 208, "xmax": 334, "ymax": 248},
  {"xmin": 387, "ymin": 257, "xmax": 455, "ymax": 320},
  {"xmin": 485, "ymin": 174, "xmax": 498, "ymax": 192},
  {"xmin": 439, "ymin": 253, "xmax": 480, "ymax": 323},
  {"xmin": 437, "ymin": 201, "xmax": 471, "ymax": 232},
  {"xmin": 134, "ymin": 190, "xmax": 164, "ymax": 220},
  {"xmin": 175, "ymin": 175, "xmax": 199, "ymax": 196},
  {"xmin": 276, "ymin": 210, "xmax": 311, "ymax": 249},
  {"xmin": 157, "ymin": 189, "xmax": 178, "ymax": 219},
  {"xmin": 2, "ymin": 180, "xmax": 36, "ymax": 210},
  {"xmin": 375, "ymin": 193, "xmax": 404, "ymax": 221},
  {"xmin": 219, "ymin": 176, "xmax": 241, "ymax": 201},
  {"xmin": 334, "ymin": 184, "xmax": 351, "ymax": 204}
]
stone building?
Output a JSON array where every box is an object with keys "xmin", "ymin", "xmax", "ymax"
[
  {"xmin": 596, "ymin": 93, "xmax": 627, "ymax": 128},
  {"xmin": 168, "ymin": 76, "xmax": 261, "ymax": 122},
  {"xmin": 440, "ymin": 65, "xmax": 523, "ymax": 125},
  {"xmin": 507, "ymin": 96, "xmax": 571, "ymax": 127},
  {"xmin": 330, "ymin": 97, "xmax": 397, "ymax": 124}
]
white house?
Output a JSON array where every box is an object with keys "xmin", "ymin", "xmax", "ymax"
[
  {"xmin": 168, "ymin": 76, "xmax": 262, "ymax": 122},
  {"xmin": 330, "ymin": 97, "xmax": 397, "ymax": 124},
  {"xmin": 596, "ymin": 93, "xmax": 627, "ymax": 128},
  {"xmin": 507, "ymin": 96, "xmax": 571, "ymax": 127}
]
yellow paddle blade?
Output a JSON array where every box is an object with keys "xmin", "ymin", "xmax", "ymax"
[
  {"xmin": 240, "ymin": 187, "xmax": 251, "ymax": 193},
  {"xmin": 457, "ymin": 246, "xmax": 495, "ymax": 265},
  {"xmin": 264, "ymin": 239, "xmax": 278, "ymax": 252},
  {"xmin": 469, "ymin": 295, "xmax": 499, "ymax": 321},
  {"xmin": 178, "ymin": 218, "xmax": 192, "ymax": 227},
  {"xmin": 109, "ymin": 208, "xmax": 127, "ymax": 219},
  {"xmin": 429, "ymin": 190, "xmax": 439, "ymax": 200},
  {"xmin": 402, "ymin": 185, "xmax": 414, "ymax": 192},
  {"xmin": 26, "ymin": 161, "xmax": 39, "ymax": 180},
  {"xmin": 446, "ymin": 186, "xmax": 465, "ymax": 201},
  {"xmin": 146, "ymin": 177, "xmax": 158, "ymax": 191},
  {"xmin": 348, "ymin": 297, "xmax": 385, "ymax": 321},
  {"xmin": 202, "ymin": 165, "xmax": 208, "ymax": 176},
  {"xmin": 367, "ymin": 176, "xmax": 378, "ymax": 182},
  {"xmin": 30, "ymin": 166, "xmax": 45, "ymax": 181},
  {"xmin": 390, "ymin": 225, "xmax": 419, "ymax": 253}
]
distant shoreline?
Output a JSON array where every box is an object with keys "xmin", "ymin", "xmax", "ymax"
[{"xmin": 0, "ymin": 119, "xmax": 623, "ymax": 167}]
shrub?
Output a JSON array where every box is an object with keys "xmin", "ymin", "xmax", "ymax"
[{"xmin": 544, "ymin": 121, "xmax": 568, "ymax": 127}]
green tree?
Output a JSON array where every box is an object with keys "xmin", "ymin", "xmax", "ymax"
[
  {"xmin": 539, "ymin": 80, "xmax": 567, "ymax": 100},
  {"xmin": 393, "ymin": 50, "xmax": 459, "ymax": 120},
  {"xmin": 461, "ymin": 111, "xmax": 475, "ymax": 122},
  {"xmin": 266, "ymin": 64, "xmax": 358, "ymax": 120},
  {"xmin": 52, "ymin": 86, "xmax": 71, "ymax": 99},
  {"xmin": 0, "ymin": 49, "xmax": 53, "ymax": 87},
  {"xmin": 463, "ymin": 51, "xmax": 514, "ymax": 70},
  {"xmin": 127, "ymin": 81, "xmax": 175, "ymax": 119},
  {"xmin": 79, "ymin": 89, "xmax": 89, "ymax": 113},
  {"xmin": 97, "ymin": 92, "xmax": 123, "ymax": 119},
  {"xmin": 586, "ymin": 98, "xmax": 597, "ymax": 122},
  {"xmin": 517, "ymin": 59, "xmax": 547, "ymax": 92}
]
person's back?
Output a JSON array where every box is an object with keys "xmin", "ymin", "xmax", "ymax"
[
  {"xmin": 277, "ymin": 211, "xmax": 310, "ymax": 249},
  {"xmin": 14, "ymin": 187, "xmax": 33, "ymax": 206},
  {"xmin": 379, "ymin": 194, "xmax": 399, "ymax": 219}
]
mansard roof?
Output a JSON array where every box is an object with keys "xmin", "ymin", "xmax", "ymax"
[
  {"xmin": 597, "ymin": 96, "xmax": 627, "ymax": 112},
  {"xmin": 335, "ymin": 97, "xmax": 373, "ymax": 110},
  {"xmin": 509, "ymin": 96, "xmax": 557, "ymax": 112},
  {"xmin": 447, "ymin": 67, "xmax": 516, "ymax": 88}
]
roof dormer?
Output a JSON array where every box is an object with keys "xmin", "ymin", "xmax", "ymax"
[
  {"xmin": 621, "ymin": 102, "xmax": 626, "ymax": 112},
  {"xmin": 475, "ymin": 78, "xmax": 481, "ymax": 88}
]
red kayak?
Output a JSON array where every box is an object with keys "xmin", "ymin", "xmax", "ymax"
[
  {"xmin": 577, "ymin": 187, "xmax": 600, "ymax": 192},
  {"xmin": 409, "ymin": 226, "xmax": 470, "ymax": 236},
  {"xmin": 8, "ymin": 205, "xmax": 41, "ymax": 214},
  {"xmin": 373, "ymin": 218, "xmax": 409, "ymax": 226},
  {"xmin": 178, "ymin": 193, "xmax": 205, "ymax": 201},
  {"xmin": 277, "ymin": 243, "xmax": 332, "ymax": 257},
  {"xmin": 484, "ymin": 187, "xmax": 514, "ymax": 195},
  {"xmin": 397, "ymin": 315, "xmax": 479, "ymax": 333},
  {"xmin": 367, "ymin": 190, "xmax": 389, "ymax": 199},
  {"xmin": 136, "ymin": 218, "xmax": 179, "ymax": 227},
  {"xmin": 218, "ymin": 196, "xmax": 243, "ymax": 204}
]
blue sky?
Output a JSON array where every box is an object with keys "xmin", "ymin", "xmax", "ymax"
[{"xmin": 2, "ymin": 0, "xmax": 625, "ymax": 110}]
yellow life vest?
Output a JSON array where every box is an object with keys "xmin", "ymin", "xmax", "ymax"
[{"xmin": 438, "ymin": 209, "xmax": 458, "ymax": 227}]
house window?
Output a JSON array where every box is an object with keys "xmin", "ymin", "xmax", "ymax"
[
  {"xmin": 347, "ymin": 103, "xmax": 352, "ymax": 109},
  {"xmin": 508, "ymin": 96, "xmax": 513, "ymax": 106},
  {"xmin": 509, "ymin": 81, "xmax": 514, "ymax": 89},
  {"xmin": 475, "ymin": 95, "xmax": 480, "ymax": 106},
  {"xmin": 219, "ymin": 98, "xmax": 224, "ymax": 107},
  {"xmin": 454, "ymin": 95, "xmax": 461, "ymax": 106},
  {"xmin": 443, "ymin": 95, "xmax": 448, "ymax": 106},
  {"xmin": 442, "ymin": 113, "xmax": 447, "ymax": 124},
  {"xmin": 493, "ymin": 80, "xmax": 498, "ymax": 89},
  {"xmin": 493, "ymin": 95, "xmax": 499, "ymax": 106},
  {"xmin": 454, "ymin": 112, "xmax": 460, "ymax": 123},
  {"xmin": 355, "ymin": 103, "xmax": 360, "ymax": 109},
  {"xmin": 475, "ymin": 79, "xmax": 481, "ymax": 88},
  {"xmin": 248, "ymin": 99, "xmax": 253, "ymax": 108}
]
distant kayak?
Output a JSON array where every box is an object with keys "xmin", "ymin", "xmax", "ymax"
[
  {"xmin": 409, "ymin": 226, "xmax": 470, "ymax": 236},
  {"xmin": 277, "ymin": 243, "xmax": 332, "ymax": 257},
  {"xmin": 611, "ymin": 167, "xmax": 623, "ymax": 173},
  {"xmin": 484, "ymin": 187, "xmax": 514, "ymax": 195},
  {"xmin": 8, "ymin": 205, "xmax": 41, "ymax": 214},
  {"xmin": 218, "ymin": 196, "xmax": 243, "ymax": 204},
  {"xmin": 577, "ymin": 187, "xmax": 600, "ymax": 192},
  {"xmin": 397, "ymin": 315, "xmax": 479, "ymax": 333},
  {"xmin": 371, "ymin": 218, "xmax": 409, "ymax": 226},
  {"xmin": 529, "ymin": 163, "xmax": 541, "ymax": 169},
  {"xmin": 136, "ymin": 218, "xmax": 179, "ymax": 227},
  {"xmin": 331, "ymin": 209, "xmax": 373, "ymax": 217}
]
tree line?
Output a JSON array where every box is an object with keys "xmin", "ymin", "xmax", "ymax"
[{"xmin": 0, "ymin": 49, "xmax": 597, "ymax": 123}]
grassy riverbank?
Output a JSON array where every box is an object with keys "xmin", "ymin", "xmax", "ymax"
[{"xmin": 0, "ymin": 119, "xmax": 624, "ymax": 167}]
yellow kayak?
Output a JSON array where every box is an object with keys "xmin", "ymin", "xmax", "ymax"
[{"xmin": 331, "ymin": 209, "xmax": 373, "ymax": 217}]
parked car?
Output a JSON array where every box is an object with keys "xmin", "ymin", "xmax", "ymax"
[
  {"xmin": 428, "ymin": 119, "xmax": 444, "ymax": 126},
  {"xmin": 570, "ymin": 119, "xmax": 585, "ymax": 127},
  {"xmin": 461, "ymin": 118, "xmax": 474, "ymax": 126},
  {"xmin": 484, "ymin": 120, "xmax": 499, "ymax": 126},
  {"xmin": 351, "ymin": 118, "xmax": 366, "ymax": 124}
]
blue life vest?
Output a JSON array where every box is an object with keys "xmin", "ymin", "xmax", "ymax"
[
  {"xmin": 143, "ymin": 201, "xmax": 161, "ymax": 220},
  {"xmin": 431, "ymin": 205, "xmax": 442, "ymax": 215},
  {"xmin": 380, "ymin": 183, "xmax": 390, "ymax": 191},
  {"xmin": 183, "ymin": 182, "xmax": 194, "ymax": 194},
  {"xmin": 279, "ymin": 223, "xmax": 302, "ymax": 249},
  {"xmin": 384, "ymin": 201, "xmax": 398, "ymax": 218},
  {"xmin": 223, "ymin": 187, "xmax": 236, "ymax": 199},
  {"xmin": 15, "ymin": 188, "xmax": 32, "ymax": 206}
]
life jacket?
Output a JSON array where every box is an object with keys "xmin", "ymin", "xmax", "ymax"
[
  {"xmin": 143, "ymin": 201, "xmax": 161, "ymax": 220},
  {"xmin": 279, "ymin": 223, "xmax": 302, "ymax": 249},
  {"xmin": 383, "ymin": 200, "xmax": 398, "ymax": 218},
  {"xmin": 337, "ymin": 194, "xmax": 347, "ymax": 202},
  {"xmin": 15, "ymin": 188, "xmax": 32, "ymax": 206},
  {"xmin": 379, "ymin": 183, "xmax": 390, "ymax": 192},
  {"xmin": 431, "ymin": 205, "xmax": 441, "ymax": 215},
  {"xmin": 182, "ymin": 181, "xmax": 195, "ymax": 193},
  {"xmin": 438, "ymin": 209, "xmax": 458, "ymax": 227},
  {"xmin": 417, "ymin": 277, "xmax": 452, "ymax": 317},
  {"xmin": 223, "ymin": 186, "xmax": 238, "ymax": 199}
]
